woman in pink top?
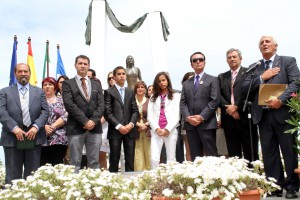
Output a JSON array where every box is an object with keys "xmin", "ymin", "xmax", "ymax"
[{"xmin": 147, "ymin": 72, "xmax": 180, "ymax": 169}]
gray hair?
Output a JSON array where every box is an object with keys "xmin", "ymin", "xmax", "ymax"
[
  {"xmin": 226, "ymin": 48, "xmax": 242, "ymax": 59},
  {"xmin": 259, "ymin": 35, "xmax": 278, "ymax": 46}
]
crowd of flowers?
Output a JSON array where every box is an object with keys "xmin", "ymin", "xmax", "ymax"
[{"xmin": 0, "ymin": 157, "xmax": 280, "ymax": 200}]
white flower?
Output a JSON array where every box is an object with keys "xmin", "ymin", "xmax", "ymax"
[
  {"xmin": 73, "ymin": 191, "xmax": 81, "ymax": 197},
  {"xmin": 187, "ymin": 186, "xmax": 194, "ymax": 194},
  {"xmin": 162, "ymin": 188, "xmax": 173, "ymax": 197},
  {"xmin": 12, "ymin": 192, "xmax": 22, "ymax": 198}
]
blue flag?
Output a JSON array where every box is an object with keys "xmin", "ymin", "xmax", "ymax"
[
  {"xmin": 56, "ymin": 48, "xmax": 66, "ymax": 79},
  {"xmin": 9, "ymin": 38, "xmax": 18, "ymax": 86}
]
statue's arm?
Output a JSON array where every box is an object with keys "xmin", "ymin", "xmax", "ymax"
[{"xmin": 138, "ymin": 68, "xmax": 142, "ymax": 80}]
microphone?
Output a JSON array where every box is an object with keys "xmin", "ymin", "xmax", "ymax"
[{"xmin": 245, "ymin": 61, "xmax": 261, "ymax": 74}]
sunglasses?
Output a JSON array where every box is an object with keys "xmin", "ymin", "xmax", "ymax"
[
  {"xmin": 108, "ymin": 77, "xmax": 114, "ymax": 81},
  {"xmin": 192, "ymin": 58, "xmax": 205, "ymax": 63}
]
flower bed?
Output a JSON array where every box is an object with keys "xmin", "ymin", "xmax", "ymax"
[{"xmin": 0, "ymin": 157, "xmax": 280, "ymax": 200}]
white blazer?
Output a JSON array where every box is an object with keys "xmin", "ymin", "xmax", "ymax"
[{"xmin": 147, "ymin": 92, "xmax": 180, "ymax": 134}]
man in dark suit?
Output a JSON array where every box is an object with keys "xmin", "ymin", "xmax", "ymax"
[
  {"xmin": 243, "ymin": 36, "xmax": 299, "ymax": 199},
  {"xmin": 62, "ymin": 55, "xmax": 104, "ymax": 173},
  {"xmin": 104, "ymin": 66, "xmax": 139, "ymax": 172},
  {"xmin": 180, "ymin": 52, "xmax": 220, "ymax": 160},
  {"xmin": 0, "ymin": 63, "xmax": 48, "ymax": 184},
  {"xmin": 218, "ymin": 48, "xmax": 258, "ymax": 162}
]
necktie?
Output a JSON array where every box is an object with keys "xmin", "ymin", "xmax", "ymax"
[
  {"xmin": 194, "ymin": 75, "xmax": 200, "ymax": 90},
  {"xmin": 81, "ymin": 78, "xmax": 89, "ymax": 99},
  {"xmin": 20, "ymin": 87, "xmax": 31, "ymax": 127},
  {"xmin": 231, "ymin": 71, "xmax": 238, "ymax": 105},
  {"xmin": 265, "ymin": 60, "xmax": 271, "ymax": 70},
  {"xmin": 158, "ymin": 94, "xmax": 168, "ymax": 129},
  {"xmin": 119, "ymin": 88, "xmax": 124, "ymax": 103}
]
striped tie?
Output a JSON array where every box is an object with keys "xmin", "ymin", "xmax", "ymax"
[
  {"xmin": 119, "ymin": 88, "xmax": 124, "ymax": 103},
  {"xmin": 20, "ymin": 87, "xmax": 31, "ymax": 127},
  {"xmin": 81, "ymin": 78, "xmax": 89, "ymax": 99}
]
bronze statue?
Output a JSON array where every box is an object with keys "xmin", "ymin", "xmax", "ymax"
[{"xmin": 125, "ymin": 55, "xmax": 142, "ymax": 90}]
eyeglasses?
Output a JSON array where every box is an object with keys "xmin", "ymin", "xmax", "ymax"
[
  {"xmin": 108, "ymin": 77, "xmax": 114, "ymax": 81},
  {"xmin": 192, "ymin": 58, "xmax": 205, "ymax": 63}
]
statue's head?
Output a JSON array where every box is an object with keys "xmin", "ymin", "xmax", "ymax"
[{"xmin": 126, "ymin": 55, "xmax": 134, "ymax": 67}]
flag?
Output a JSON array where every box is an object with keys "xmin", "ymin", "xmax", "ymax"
[
  {"xmin": 27, "ymin": 38, "xmax": 37, "ymax": 85},
  {"xmin": 43, "ymin": 40, "xmax": 50, "ymax": 79},
  {"xmin": 56, "ymin": 44, "xmax": 66, "ymax": 79},
  {"xmin": 9, "ymin": 35, "xmax": 18, "ymax": 86}
]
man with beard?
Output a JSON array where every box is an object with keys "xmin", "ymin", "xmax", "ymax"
[{"xmin": 0, "ymin": 63, "xmax": 48, "ymax": 183}]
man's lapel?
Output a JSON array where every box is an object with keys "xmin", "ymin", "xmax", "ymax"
[
  {"xmin": 12, "ymin": 84, "xmax": 21, "ymax": 109},
  {"xmin": 269, "ymin": 55, "xmax": 281, "ymax": 84},
  {"xmin": 29, "ymin": 85, "xmax": 35, "ymax": 108},
  {"xmin": 124, "ymin": 87, "xmax": 130, "ymax": 105},
  {"xmin": 234, "ymin": 67, "xmax": 245, "ymax": 86},
  {"xmin": 113, "ymin": 86, "xmax": 124, "ymax": 106},
  {"xmin": 224, "ymin": 71, "xmax": 232, "ymax": 89}
]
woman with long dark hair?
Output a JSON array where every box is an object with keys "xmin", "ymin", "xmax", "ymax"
[{"xmin": 147, "ymin": 72, "xmax": 180, "ymax": 169}]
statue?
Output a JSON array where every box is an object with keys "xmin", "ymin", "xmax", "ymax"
[{"xmin": 125, "ymin": 55, "xmax": 142, "ymax": 90}]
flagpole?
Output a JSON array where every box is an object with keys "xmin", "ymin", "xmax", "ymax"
[{"xmin": 46, "ymin": 40, "xmax": 49, "ymax": 77}]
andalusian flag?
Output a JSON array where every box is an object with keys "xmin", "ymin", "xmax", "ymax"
[
  {"xmin": 27, "ymin": 37, "xmax": 37, "ymax": 85},
  {"xmin": 42, "ymin": 40, "xmax": 50, "ymax": 79}
]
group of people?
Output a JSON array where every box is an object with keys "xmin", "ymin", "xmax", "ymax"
[{"xmin": 0, "ymin": 35, "xmax": 299, "ymax": 198}]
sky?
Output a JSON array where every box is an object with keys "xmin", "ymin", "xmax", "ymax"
[{"xmin": 0, "ymin": 0, "xmax": 300, "ymax": 162}]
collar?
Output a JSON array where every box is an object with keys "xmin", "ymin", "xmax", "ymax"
[
  {"xmin": 263, "ymin": 54, "xmax": 276, "ymax": 63},
  {"xmin": 135, "ymin": 95, "xmax": 147, "ymax": 105},
  {"xmin": 231, "ymin": 66, "xmax": 241, "ymax": 74},
  {"xmin": 17, "ymin": 82, "xmax": 29, "ymax": 90},
  {"xmin": 115, "ymin": 83, "xmax": 125, "ymax": 91},
  {"xmin": 76, "ymin": 75, "xmax": 88, "ymax": 80},
  {"xmin": 194, "ymin": 71, "xmax": 204, "ymax": 79}
]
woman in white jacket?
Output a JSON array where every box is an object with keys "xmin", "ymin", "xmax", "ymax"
[{"xmin": 147, "ymin": 72, "xmax": 180, "ymax": 169}]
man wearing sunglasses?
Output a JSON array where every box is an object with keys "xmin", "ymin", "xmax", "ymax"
[{"xmin": 180, "ymin": 52, "xmax": 220, "ymax": 161}]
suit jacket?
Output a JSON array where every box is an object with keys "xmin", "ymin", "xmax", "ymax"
[
  {"xmin": 218, "ymin": 67, "xmax": 248, "ymax": 128},
  {"xmin": 242, "ymin": 55, "xmax": 300, "ymax": 124},
  {"xmin": 62, "ymin": 78, "xmax": 104, "ymax": 134},
  {"xmin": 0, "ymin": 84, "xmax": 48, "ymax": 147},
  {"xmin": 147, "ymin": 92, "xmax": 180, "ymax": 134},
  {"xmin": 180, "ymin": 73, "xmax": 220, "ymax": 130},
  {"xmin": 104, "ymin": 86, "xmax": 139, "ymax": 139}
]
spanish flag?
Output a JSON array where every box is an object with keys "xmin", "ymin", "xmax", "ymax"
[{"xmin": 27, "ymin": 37, "xmax": 37, "ymax": 85}]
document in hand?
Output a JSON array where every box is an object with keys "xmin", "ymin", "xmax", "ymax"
[{"xmin": 258, "ymin": 84, "xmax": 288, "ymax": 105}]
